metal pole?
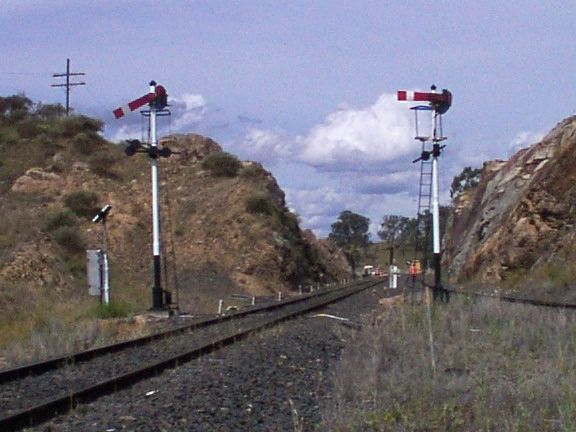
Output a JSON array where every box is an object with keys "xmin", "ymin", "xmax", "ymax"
[
  {"xmin": 431, "ymin": 105, "xmax": 446, "ymax": 301},
  {"xmin": 102, "ymin": 219, "xmax": 110, "ymax": 304},
  {"xmin": 431, "ymin": 142, "xmax": 441, "ymax": 298},
  {"xmin": 149, "ymin": 81, "xmax": 164, "ymax": 309},
  {"xmin": 65, "ymin": 59, "xmax": 70, "ymax": 116}
]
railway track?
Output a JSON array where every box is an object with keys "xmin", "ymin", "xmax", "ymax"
[
  {"xmin": 417, "ymin": 278, "xmax": 576, "ymax": 309},
  {"xmin": 0, "ymin": 279, "xmax": 380, "ymax": 431}
]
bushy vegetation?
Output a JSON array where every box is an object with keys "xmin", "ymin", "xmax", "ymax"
[
  {"xmin": 43, "ymin": 208, "xmax": 78, "ymax": 232},
  {"xmin": 451, "ymin": 166, "xmax": 482, "ymax": 199},
  {"xmin": 322, "ymin": 295, "xmax": 576, "ymax": 431},
  {"xmin": 246, "ymin": 193, "xmax": 276, "ymax": 215},
  {"xmin": 64, "ymin": 191, "xmax": 99, "ymax": 219},
  {"xmin": 42, "ymin": 207, "xmax": 86, "ymax": 253},
  {"xmin": 52, "ymin": 226, "xmax": 86, "ymax": 253},
  {"xmin": 91, "ymin": 301, "xmax": 131, "ymax": 319},
  {"xmin": 0, "ymin": 94, "xmax": 109, "ymax": 187},
  {"xmin": 201, "ymin": 151, "xmax": 242, "ymax": 177},
  {"xmin": 89, "ymin": 154, "xmax": 120, "ymax": 179},
  {"xmin": 72, "ymin": 132, "xmax": 97, "ymax": 155},
  {"xmin": 239, "ymin": 163, "xmax": 262, "ymax": 179}
]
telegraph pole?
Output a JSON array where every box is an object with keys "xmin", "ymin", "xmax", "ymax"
[{"xmin": 51, "ymin": 58, "xmax": 86, "ymax": 115}]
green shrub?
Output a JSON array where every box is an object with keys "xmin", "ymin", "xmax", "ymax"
[
  {"xmin": 239, "ymin": 163, "xmax": 261, "ymax": 179},
  {"xmin": 32, "ymin": 133, "xmax": 59, "ymax": 152},
  {"xmin": 91, "ymin": 301, "xmax": 131, "ymax": 319},
  {"xmin": 58, "ymin": 115, "xmax": 104, "ymax": 138},
  {"xmin": 64, "ymin": 191, "xmax": 99, "ymax": 219},
  {"xmin": 52, "ymin": 226, "xmax": 85, "ymax": 253},
  {"xmin": 43, "ymin": 208, "xmax": 78, "ymax": 232},
  {"xmin": 0, "ymin": 94, "xmax": 33, "ymax": 123},
  {"xmin": 0, "ymin": 127, "xmax": 20, "ymax": 145},
  {"xmin": 34, "ymin": 103, "xmax": 66, "ymax": 120},
  {"xmin": 15, "ymin": 118, "xmax": 41, "ymax": 138},
  {"xmin": 201, "ymin": 152, "xmax": 242, "ymax": 177},
  {"xmin": 65, "ymin": 255, "xmax": 86, "ymax": 277},
  {"xmin": 246, "ymin": 193, "xmax": 276, "ymax": 215},
  {"xmin": 89, "ymin": 154, "xmax": 120, "ymax": 179},
  {"xmin": 72, "ymin": 132, "xmax": 97, "ymax": 155}
]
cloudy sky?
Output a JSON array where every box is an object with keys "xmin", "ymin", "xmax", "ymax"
[{"xmin": 2, "ymin": 1, "xmax": 575, "ymax": 237}]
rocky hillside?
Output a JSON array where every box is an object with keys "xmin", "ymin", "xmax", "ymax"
[
  {"xmin": 0, "ymin": 103, "xmax": 351, "ymax": 345},
  {"xmin": 446, "ymin": 115, "xmax": 576, "ymax": 300}
]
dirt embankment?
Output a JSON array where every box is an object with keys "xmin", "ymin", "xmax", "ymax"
[{"xmin": 1, "ymin": 132, "xmax": 352, "ymax": 320}]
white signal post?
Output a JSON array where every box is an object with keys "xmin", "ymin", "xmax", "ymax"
[
  {"xmin": 397, "ymin": 85, "xmax": 452, "ymax": 302},
  {"xmin": 149, "ymin": 81, "xmax": 163, "ymax": 310},
  {"xmin": 430, "ymin": 92, "xmax": 442, "ymax": 299}
]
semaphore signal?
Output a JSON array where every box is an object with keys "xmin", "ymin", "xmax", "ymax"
[
  {"xmin": 398, "ymin": 85, "xmax": 452, "ymax": 303},
  {"xmin": 113, "ymin": 85, "xmax": 167, "ymax": 119},
  {"xmin": 113, "ymin": 81, "xmax": 174, "ymax": 311}
]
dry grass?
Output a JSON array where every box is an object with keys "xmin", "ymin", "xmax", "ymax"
[
  {"xmin": 0, "ymin": 295, "xmax": 102, "ymax": 367},
  {"xmin": 321, "ymin": 296, "xmax": 576, "ymax": 431}
]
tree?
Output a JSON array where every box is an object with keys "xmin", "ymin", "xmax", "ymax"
[
  {"xmin": 0, "ymin": 94, "xmax": 33, "ymax": 124},
  {"xmin": 378, "ymin": 215, "xmax": 411, "ymax": 244},
  {"xmin": 35, "ymin": 102, "xmax": 66, "ymax": 120},
  {"xmin": 450, "ymin": 166, "xmax": 482, "ymax": 199},
  {"xmin": 329, "ymin": 210, "xmax": 370, "ymax": 274}
]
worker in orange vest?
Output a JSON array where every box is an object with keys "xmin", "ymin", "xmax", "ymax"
[{"xmin": 408, "ymin": 261, "xmax": 418, "ymax": 288}]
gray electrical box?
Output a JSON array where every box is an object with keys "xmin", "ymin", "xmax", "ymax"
[{"xmin": 87, "ymin": 249, "xmax": 102, "ymax": 296}]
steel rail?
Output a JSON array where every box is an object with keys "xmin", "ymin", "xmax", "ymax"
[
  {"xmin": 0, "ymin": 280, "xmax": 381, "ymax": 431},
  {"xmin": 0, "ymin": 280, "xmax": 367, "ymax": 385},
  {"xmin": 445, "ymin": 285, "xmax": 576, "ymax": 309},
  {"xmin": 418, "ymin": 278, "xmax": 576, "ymax": 309}
]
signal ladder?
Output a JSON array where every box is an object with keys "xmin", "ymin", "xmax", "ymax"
[{"xmin": 411, "ymin": 104, "xmax": 440, "ymax": 272}]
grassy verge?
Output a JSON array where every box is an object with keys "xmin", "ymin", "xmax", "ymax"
[{"xmin": 321, "ymin": 295, "xmax": 576, "ymax": 431}]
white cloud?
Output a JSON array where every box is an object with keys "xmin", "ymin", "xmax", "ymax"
[
  {"xmin": 297, "ymin": 93, "xmax": 415, "ymax": 170},
  {"xmin": 349, "ymin": 171, "xmax": 417, "ymax": 195},
  {"xmin": 170, "ymin": 93, "xmax": 208, "ymax": 131},
  {"xmin": 235, "ymin": 93, "xmax": 429, "ymax": 237},
  {"xmin": 509, "ymin": 130, "xmax": 545, "ymax": 154},
  {"xmin": 240, "ymin": 127, "xmax": 293, "ymax": 162},
  {"xmin": 109, "ymin": 124, "xmax": 138, "ymax": 143},
  {"xmin": 235, "ymin": 92, "xmax": 416, "ymax": 172}
]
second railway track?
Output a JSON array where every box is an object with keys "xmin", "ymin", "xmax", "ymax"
[{"xmin": 0, "ymin": 279, "xmax": 381, "ymax": 431}]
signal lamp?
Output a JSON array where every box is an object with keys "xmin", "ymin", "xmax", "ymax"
[
  {"xmin": 92, "ymin": 204, "xmax": 112, "ymax": 223},
  {"xmin": 159, "ymin": 147, "xmax": 172, "ymax": 158},
  {"xmin": 124, "ymin": 139, "xmax": 142, "ymax": 157}
]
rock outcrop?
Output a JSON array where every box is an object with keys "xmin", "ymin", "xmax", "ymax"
[{"xmin": 446, "ymin": 115, "xmax": 576, "ymax": 291}]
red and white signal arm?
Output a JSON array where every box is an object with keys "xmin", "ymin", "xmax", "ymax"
[
  {"xmin": 397, "ymin": 89, "xmax": 452, "ymax": 114},
  {"xmin": 113, "ymin": 84, "xmax": 168, "ymax": 119}
]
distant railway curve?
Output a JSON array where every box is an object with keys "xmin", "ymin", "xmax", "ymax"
[{"xmin": 0, "ymin": 278, "xmax": 383, "ymax": 432}]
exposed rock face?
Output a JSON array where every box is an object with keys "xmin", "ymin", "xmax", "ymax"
[
  {"xmin": 446, "ymin": 116, "xmax": 576, "ymax": 286},
  {"xmin": 10, "ymin": 168, "xmax": 64, "ymax": 193},
  {"xmin": 159, "ymin": 133, "xmax": 221, "ymax": 162}
]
